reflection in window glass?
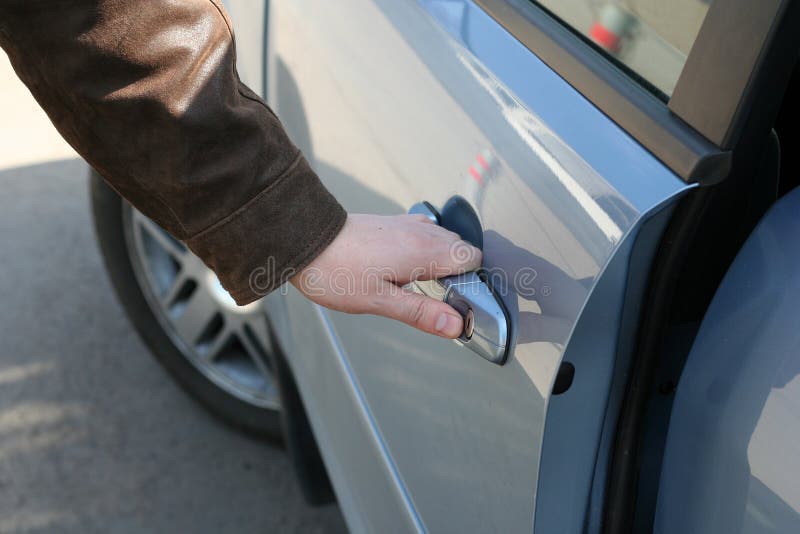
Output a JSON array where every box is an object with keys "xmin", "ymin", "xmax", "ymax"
[{"xmin": 534, "ymin": 0, "xmax": 712, "ymax": 96}]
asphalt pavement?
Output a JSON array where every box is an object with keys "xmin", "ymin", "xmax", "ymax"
[{"xmin": 0, "ymin": 54, "xmax": 346, "ymax": 534}]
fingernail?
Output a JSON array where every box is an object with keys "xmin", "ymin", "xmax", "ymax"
[{"xmin": 436, "ymin": 313, "xmax": 462, "ymax": 337}]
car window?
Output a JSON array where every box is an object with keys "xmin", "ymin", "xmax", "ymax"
[{"xmin": 532, "ymin": 0, "xmax": 712, "ymax": 97}]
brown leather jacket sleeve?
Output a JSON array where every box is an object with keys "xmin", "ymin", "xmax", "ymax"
[{"xmin": 0, "ymin": 0, "xmax": 346, "ymax": 305}]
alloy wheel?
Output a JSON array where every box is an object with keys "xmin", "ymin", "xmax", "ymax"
[{"xmin": 122, "ymin": 205, "xmax": 280, "ymax": 410}]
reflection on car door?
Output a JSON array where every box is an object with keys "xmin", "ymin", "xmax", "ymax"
[{"xmin": 267, "ymin": 0, "xmax": 690, "ymax": 531}]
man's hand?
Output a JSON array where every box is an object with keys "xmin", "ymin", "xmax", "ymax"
[{"xmin": 291, "ymin": 214, "xmax": 482, "ymax": 338}]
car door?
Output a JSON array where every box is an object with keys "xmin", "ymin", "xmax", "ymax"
[{"xmin": 261, "ymin": 0, "xmax": 756, "ymax": 531}]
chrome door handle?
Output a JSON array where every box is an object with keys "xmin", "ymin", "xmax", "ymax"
[
  {"xmin": 408, "ymin": 200, "xmax": 440, "ymax": 224},
  {"xmin": 409, "ymin": 201, "xmax": 510, "ymax": 365}
]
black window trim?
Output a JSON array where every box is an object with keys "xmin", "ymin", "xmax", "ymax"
[{"xmin": 473, "ymin": 0, "xmax": 794, "ymax": 185}]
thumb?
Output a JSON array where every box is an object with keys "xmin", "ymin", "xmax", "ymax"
[{"xmin": 373, "ymin": 282, "xmax": 465, "ymax": 339}]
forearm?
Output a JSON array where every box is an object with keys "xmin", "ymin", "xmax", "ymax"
[{"xmin": 0, "ymin": 0, "xmax": 345, "ymax": 304}]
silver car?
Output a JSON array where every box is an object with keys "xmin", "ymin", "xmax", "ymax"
[{"xmin": 91, "ymin": 0, "xmax": 800, "ymax": 532}]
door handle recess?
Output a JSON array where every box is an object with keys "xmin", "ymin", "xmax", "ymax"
[{"xmin": 409, "ymin": 201, "xmax": 510, "ymax": 365}]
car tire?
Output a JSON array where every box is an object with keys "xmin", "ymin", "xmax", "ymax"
[{"xmin": 90, "ymin": 171, "xmax": 283, "ymax": 440}]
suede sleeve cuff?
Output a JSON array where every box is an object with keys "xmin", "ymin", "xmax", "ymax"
[{"xmin": 185, "ymin": 154, "xmax": 347, "ymax": 306}]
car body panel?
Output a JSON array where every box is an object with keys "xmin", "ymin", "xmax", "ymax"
[
  {"xmin": 655, "ymin": 187, "xmax": 800, "ymax": 534},
  {"xmin": 262, "ymin": 0, "xmax": 692, "ymax": 531}
]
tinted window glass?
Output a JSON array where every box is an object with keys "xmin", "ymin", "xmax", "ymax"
[{"xmin": 534, "ymin": 0, "xmax": 712, "ymax": 96}]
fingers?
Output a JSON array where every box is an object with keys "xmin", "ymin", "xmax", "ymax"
[
  {"xmin": 370, "ymin": 283, "xmax": 465, "ymax": 339},
  {"xmin": 398, "ymin": 216, "xmax": 482, "ymax": 278},
  {"xmin": 370, "ymin": 215, "xmax": 482, "ymax": 284},
  {"xmin": 408, "ymin": 234, "xmax": 483, "ymax": 282},
  {"xmin": 446, "ymin": 238, "xmax": 483, "ymax": 272}
]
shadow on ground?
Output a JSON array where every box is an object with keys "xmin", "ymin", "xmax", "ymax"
[{"xmin": 0, "ymin": 158, "xmax": 347, "ymax": 533}]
